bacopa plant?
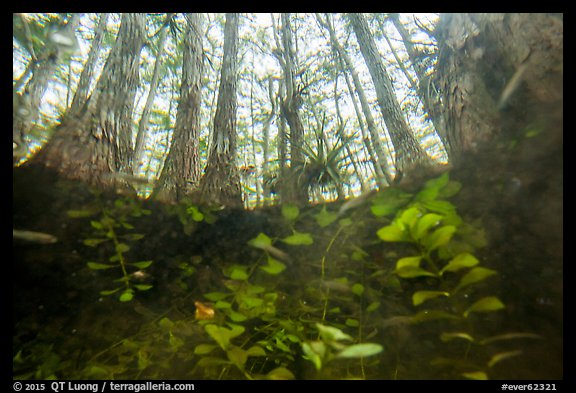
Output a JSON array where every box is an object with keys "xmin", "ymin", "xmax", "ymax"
[
  {"xmin": 69, "ymin": 196, "xmax": 154, "ymax": 302},
  {"xmin": 373, "ymin": 173, "xmax": 541, "ymax": 379}
]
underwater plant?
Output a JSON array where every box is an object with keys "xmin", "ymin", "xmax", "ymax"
[
  {"xmin": 68, "ymin": 196, "xmax": 154, "ymax": 302},
  {"xmin": 373, "ymin": 173, "xmax": 541, "ymax": 379}
]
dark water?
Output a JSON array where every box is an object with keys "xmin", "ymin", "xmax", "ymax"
[{"xmin": 13, "ymin": 124, "xmax": 562, "ymax": 381}]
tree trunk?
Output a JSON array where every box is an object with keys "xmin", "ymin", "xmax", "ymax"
[
  {"xmin": 13, "ymin": 14, "xmax": 82, "ymax": 162},
  {"xmin": 348, "ymin": 13, "xmax": 431, "ymax": 179},
  {"xmin": 198, "ymin": 13, "xmax": 242, "ymax": 208},
  {"xmin": 68, "ymin": 13, "xmax": 109, "ymax": 118},
  {"xmin": 30, "ymin": 13, "xmax": 147, "ymax": 189},
  {"xmin": 133, "ymin": 14, "xmax": 173, "ymax": 174},
  {"xmin": 153, "ymin": 13, "xmax": 204, "ymax": 203},
  {"xmin": 387, "ymin": 14, "xmax": 449, "ymax": 158},
  {"xmin": 435, "ymin": 13, "xmax": 563, "ymax": 163},
  {"xmin": 275, "ymin": 13, "xmax": 309, "ymax": 205},
  {"xmin": 317, "ymin": 13, "xmax": 393, "ymax": 187}
]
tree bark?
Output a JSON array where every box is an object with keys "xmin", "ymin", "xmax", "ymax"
[
  {"xmin": 198, "ymin": 13, "xmax": 242, "ymax": 208},
  {"xmin": 153, "ymin": 13, "xmax": 204, "ymax": 203},
  {"xmin": 348, "ymin": 13, "xmax": 431, "ymax": 179},
  {"xmin": 435, "ymin": 13, "xmax": 563, "ymax": 163},
  {"xmin": 30, "ymin": 13, "xmax": 147, "ymax": 189}
]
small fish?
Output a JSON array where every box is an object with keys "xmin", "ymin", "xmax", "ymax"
[
  {"xmin": 498, "ymin": 52, "xmax": 532, "ymax": 110},
  {"xmin": 263, "ymin": 244, "xmax": 292, "ymax": 263},
  {"xmin": 13, "ymin": 229, "xmax": 58, "ymax": 244},
  {"xmin": 104, "ymin": 172, "xmax": 151, "ymax": 186},
  {"xmin": 338, "ymin": 190, "xmax": 376, "ymax": 217}
]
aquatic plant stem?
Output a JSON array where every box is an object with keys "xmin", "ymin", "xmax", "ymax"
[{"xmin": 320, "ymin": 225, "xmax": 345, "ymax": 322}]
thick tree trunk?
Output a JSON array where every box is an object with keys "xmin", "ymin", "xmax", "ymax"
[
  {"xmin": 276, "ymin": 13, "xmax": 309, "ymax": 205},
  {"xmin": 198, "ymin": 13, "xmax": 242, "ymax": 208},
  {"xmin": 153, "ymin": 13, "xmax": 204, "ymax": 203},
  {"xmin": 30, "ymin": 13, "xmax": 147, "ymax": 189},
  {"xmin": 435, "ymin": 13, "xmax": 562, "ymax": 162},
  {"xmin": 349, "ymin": 13, "xmax": 431, "ymax": 178}
]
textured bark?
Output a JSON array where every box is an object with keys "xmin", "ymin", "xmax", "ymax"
[
  {"xmin": 30, "ymin": 13, "xmax": 146, "ymax": 188},
  {"xmin": 153, "ymin": 13, "xmax": 204, "ymax": 203},
  {"xmin": 387, "ymin": 14, "xmax": 448, "ymax": 158},
  {"xmin": 276, "ymin": 13, "xmax": 309, "ymax": 205},
  {"xmin": 133, "ymin": 14, "xmax": 173, "ymax": 173},
  {"xmin": 68, "ymin": 13, "xmax": 109, "ymax": 118},
  {"xmin": 198, "ymin": 13, "xmax": 242, "ymax": 208},
  {"xmin": 349, "ymin": 13, "xmax": 430, "ymax": 178},
  {"xmin": 435, "ymin": 13, "xmax": 562, "ymax": 162},
  {"xmin": 317, "ymin": 13, "xmax": 393, "ymax": 187}
]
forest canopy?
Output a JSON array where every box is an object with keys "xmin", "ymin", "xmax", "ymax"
[
  {"xmin": 14, "ymin": 13, "xmax": 561, "ymax": 208},
  {"xmin": 13, "ymin": 13, "xmax": 447, "ymax": 207}
]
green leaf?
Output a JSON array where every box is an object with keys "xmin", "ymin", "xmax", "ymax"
[
  {"xmin": 119, "ymin": 289, "xmax": 134, "ymax": 302},
  {"xmin": 131, "ymin": 260, "xmax": 153, "ymax": 269},
  {"xmin": 302, "ymin": 341, "xmax": 325, "ymax": 371},
  {"xmin": 224, "ymin": 265, "xmax": 249, "ymax": 280},
  {"xmin": 266, "ymin": 367, "xmax": 295, "ymax": 380},
  {"xmin": 134, "ymin": 284, "xmax": 153, "ymax": 291},
  {"xmin": 115, "ymin": 243, "xmax": 130, "ymax": 253},
  {"xmin": 464, "ymin": 296, "xmax": 505, "ymax": 318},
  {"xmin": 479, "ymin": 332, "xmax": 542, "ymax": 345},
  {"xmin": 351, "ymin": 283, "xmax": 364, "ymax": 296},
  {"xmin": 239, "ymin": 296, "xmax": 263, "ymax": 308},
  {"xmin": 412, "ymin": 213, "xmax": 443, "ymax": 240},
  {"xmin": 462, "ymin": 371, "xmax": 488, "ymax": 380},
  {"xmin": 87, "ymin": 262, "xmax": 115, "ymax": 270},
  {"xmin": 203, "ymin": 292, "xmax": 229, "ymax": 301},
  {"xmin": 246, "ymin": 345, "xmax": 266, "ymax": 357},
  {"xmin": 398, "ymin": 207, "xmax": 422, "ymax": 229},
  {"xmin": 370, "ymin": 188, "xmax": 412, "ymax": 217},
  {"xmin": 228, "ymin": 310, "xmax": 247, "ymax": 322},
  {"xmin": 345, "ymin": 318, "xmax": 359, "ymax": 327},
  {"xmin": 158, "ymin": 317, "xmax": 174, "ymax": 331},
  {"xmin": 487, "ymin": 350, "xmax": 523, "ymax": 368},
  {"xmin": 259, "ymin": 256, "xmax": 286, "ymax": 275},
  {"xmin": 205, "ymin": 324, "xmax": 245, "ymax": 351},
  {"xmin": 282, "ymin": 231, "xmax": 313, "ymax": 246},
  {"xmin": 395, "ymin": 256, "xmax": 436, "ymax": 278},
  {"xmin": 412, "ymin": 291, "xmax": 449, "ymax": 306},
  {"xmin": 314, "ymin": 206, "xmax": 338, "ymax": 227},
  {"xmin": 214, "ymin": 300, "xmax": 232, "ymax": 309},
  {"xmin": 453, "ymin": 267, "xmax": 497, "ymax": 294},
  {"xmin": 194, "ymin": 344, "xmax": 217, "ymax": 355},
  {"xmin": 421, "ymin": 200, "xmax": 457, "ymax": 216},
  {"xmin": 248, "ymin": 232, "xmax": 272, "ymax": 249},
  {"xmin": 336, "ymin": 343, "xmax": 383, "ymax": 359},
  {"xmin": 439, "ymin": 180, "xmax": 462, "ymax": 198},
  {"xmin": 377, "ymin": 224, "xmax": 407, "ymax": 242},
  {"xmin": 316, "ymin": 323, "xmax": 353, "ymax": 342},
  {"xmin": 124, "ymin": 233, "xmax": 144, "ymax": 241},
  {"xmin": 422, "ymin": 225, "xmax": 456, "ymax": 251},
  {"xmin": 440, "ymin": 332, "xmax": 475, "ymax": 343},
  {"xmin": 90, "ymin": 220, "xmax": 104, "ymax": 230},
  {"xmin": 440, "ymin": 253, "xmax": 479, "ymax": 275},
  {"xmin": 83, "ymin": 238, "xmax": 108, "ymax": 247},
  {"xmin": 366, "ymin": 301, "xmax": 380, "ymax": 313},
  {"xmin": 186, "ymin": 206, "xmax": 204, "ymax": 222},
  {"xmin": 100, "ymin": 288, "xmax": 121, "ymax": 296},
  {"xmin": 226, "ymin": 345, "xmax": 248, "ymax": 367},
  {"xmin": 282, "ymin": 204, "xmax": 300, "ymax": 221}
]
